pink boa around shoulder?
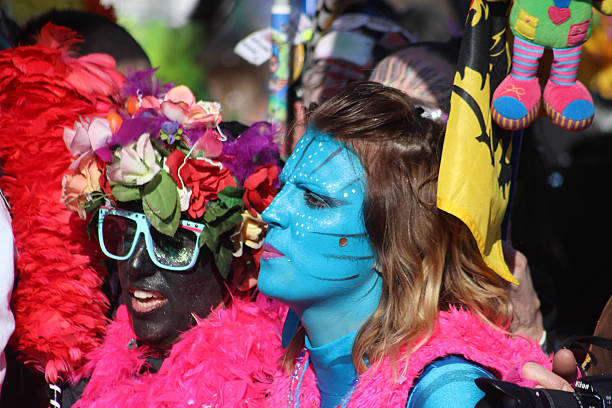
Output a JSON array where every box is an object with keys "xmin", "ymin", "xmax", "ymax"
[
  {"xmin": 73, "ymin": 294, "xmax": 286, "ymax": 408},
  {"xmin": 266, "ymin": 307, "xmax": 552, "ymax": 408}
]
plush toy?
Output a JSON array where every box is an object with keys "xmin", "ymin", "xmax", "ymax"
[{"xmin": 492, "ymin": 0, "xmax": 612, "ymax": 131}]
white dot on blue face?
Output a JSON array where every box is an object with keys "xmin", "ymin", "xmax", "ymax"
[
  {"xmin": 344, "ymin": 193, "xmax": 348, "ymax": 198},
  {"xmin": 352, "ymin": 189, "xmax": 356, "ymax": 194}
]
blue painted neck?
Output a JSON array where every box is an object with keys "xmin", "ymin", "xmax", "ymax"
[
  {"xmin": 295, "ymin": 271, "xmax": 382, "ymax": 347},
  {"xmin": 306, "ymin": 330, "xmax": 359, "ymax": 408}
]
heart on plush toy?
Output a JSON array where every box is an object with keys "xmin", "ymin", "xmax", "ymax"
[{"xmin": 548, "ymin": 6, "xmax": 572, "ymax": 25}]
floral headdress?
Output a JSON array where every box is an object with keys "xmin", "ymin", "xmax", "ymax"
[{"xmin": 61, "ymin": 69, "xmax": 281, "ymax": 283}]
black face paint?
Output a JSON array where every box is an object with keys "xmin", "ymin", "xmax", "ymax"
[{"xmin": 118, "ymin": 238, "xmax": 226, "ymax": 347}]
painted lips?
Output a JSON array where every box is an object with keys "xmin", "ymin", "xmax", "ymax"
[
  {"xmin": 130, "ymin": 289, "xmax": 168, "ymax": 314},
  {"xmin": 262, "ymin": 243, "xmax": 284, "ymax": 260}
]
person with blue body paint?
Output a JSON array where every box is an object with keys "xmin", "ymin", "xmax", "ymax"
[{"xmin": 259, "ymin": 81, "xmax": 552, "ymax": 408}]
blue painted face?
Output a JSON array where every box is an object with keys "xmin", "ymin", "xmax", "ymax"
[{"xmin": 258, "ymin": 128, "xmax": 379, "ymax": 310}]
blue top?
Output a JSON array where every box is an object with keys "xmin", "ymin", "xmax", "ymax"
[
  {"xmin": 407, "ymin": 355, "xmax": 495, "ymax": 408},
  {"xmin": 305, "ymin": 330, "xmax": 494, "ymax": 408},
  {"xmin": 306, "ymin": 331, "xmax": 359, "ymax": 408}
]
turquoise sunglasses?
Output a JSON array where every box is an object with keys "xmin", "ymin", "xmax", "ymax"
[{"xmin": 98, "ymin": 206, "xmax": 206, "ymax": 271}]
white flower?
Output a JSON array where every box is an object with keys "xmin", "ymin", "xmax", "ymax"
[{"xmin": 107, "ymin": 133, "xmax": 161, "ymax": 185}]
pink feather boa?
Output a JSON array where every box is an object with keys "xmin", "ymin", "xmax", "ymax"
[
  {"xmin": 265, "ymin": 307, "xmax": 552, "ymax": 408},
  {"xmin": 71, "ymin": 295, "xmax": 286, "ymax": 408}
]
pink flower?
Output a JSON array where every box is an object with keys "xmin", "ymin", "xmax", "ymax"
[
  {"xmin": 61, "ymin": 153, "xmax": 102, "ymax": 219},
  {"xmin": 106, "ymin": 133, "xmax": 161, "ymax": 185},
  {"xmin": 186, "ymin": 101, "xmax": 222, "ymax": 128},
  {"xmin": 161, "ymin": 85, "xmax": 222, "ymax": 129},
  {"xmin": 63, "ymin": 116, "xmax": 113, "ymax": 163},
  {"xmin": 141, "ymin": 95, "xmax": 161, "ymax": 110},
  {"xmin": 192, "ymin": 128, "xmax": 223, "ymax": 159},
  {"xmin": 161, "ymin": 85, "xmax": 194, "ymax": 124}
]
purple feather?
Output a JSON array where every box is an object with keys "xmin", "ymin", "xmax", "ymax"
[
  {"xmin": 121, "ymin": 68, "xmax": 173, "ymax": 99},
  {"xmin": 111, "ymin": 113, "xmax": 163, "ymax": 147},
  {"xmin": 221, "ymin": 122, "xmax": 280, "ymax": 184}
]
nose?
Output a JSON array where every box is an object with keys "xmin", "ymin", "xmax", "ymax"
[
  {"xmin": 125, "ymin": 236, "xmax": 155, "ymax": 277},
  {"xmin": 262, "ymin": 185, "xmax": 292, "ymax": 229}
]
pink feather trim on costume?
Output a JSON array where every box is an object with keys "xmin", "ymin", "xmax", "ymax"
[
  {"xmin": 72, "ymin": 295, "xmax": 286, "ymax": 408},
  {"xmin": 265, "ymin": 307, "xmax": 552, "ymax": 408}
]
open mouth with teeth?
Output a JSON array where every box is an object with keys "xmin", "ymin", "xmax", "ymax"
[{"xmin": 130, "ymin": 289, "xmax": 168, "ymax": 314}]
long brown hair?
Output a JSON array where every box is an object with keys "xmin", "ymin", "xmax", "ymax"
[{"xmin": 283, "ymin": 81, "xmax": 511, "ymax": 373}]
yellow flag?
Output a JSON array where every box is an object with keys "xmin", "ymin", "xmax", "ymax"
[{"xmin": 437, "ymin": 0, "xmax": 518, "ymax": 284}]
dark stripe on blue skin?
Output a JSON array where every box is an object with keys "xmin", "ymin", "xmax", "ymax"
[
  {"xmin": 338, "ymin": 177, "xmax": 361, "ymax": 191},
  {"xmin": 323, "ymin": 254, "xmax": 375, "ymax": 260},
  {"xmin": 308, "ymin": 147, "xmax": 343, "ymax": 176},
  {"xmin": 311, "ymin": 231, "xmax": 368, "ymax": 238},
  {"xmin": 309, "ymin": 274, "xmax": 360, "ymax": 281},
  {"xmin": 361, "ymin": 273, "xmax": 381, "ymax": 299},
  {"xmin": 292, "ymin": 136, "xmax": 318, "ymax": 174}
]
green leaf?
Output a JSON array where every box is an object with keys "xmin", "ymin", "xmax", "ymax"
[
  {"xmin": 200, "ymin": 198, "xmax": 244, "ymax": 278},
  {"xmin": 214, "ymin": 243, "xmax": 234, "ymax": 279},
  {"xmin": 143, "ymin": 195, "xmax": 180, "ymax": 236},
  {"xmin": 141, "ymin": 170, "xmax": 178, "ymax": 220},
  {"xmin": 217, "ymin": 186, "xmax": 245, "ymax": 210},
  {"xmin": 202, "ymin": 203, "xmax": 242, "ymax": 245},
  {"xmin": 111, "ymin": 183, "xmax": 141, "ymax": 202}
]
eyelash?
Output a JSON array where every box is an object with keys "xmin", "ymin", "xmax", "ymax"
[{"xmin": 304, "ymin": 190, "xmax": 330, "ymax": 209}]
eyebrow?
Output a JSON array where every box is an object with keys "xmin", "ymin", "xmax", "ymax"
[{"xmin": 308, "ymin": 147, "xmax": 343, "ymax": 177}]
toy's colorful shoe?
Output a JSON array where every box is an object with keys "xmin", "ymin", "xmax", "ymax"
[
  {"xmin": 492, "ymin": 75, "xmax": 541, "ymax": 130},
  {"xmin": 543, "ymin": 79, "xmax": 594, "ymax": 131}
]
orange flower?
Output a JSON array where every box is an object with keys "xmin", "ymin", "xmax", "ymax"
[{"xmin": 61, "ymin": 153, "xmax": 102, "ymax": 219}]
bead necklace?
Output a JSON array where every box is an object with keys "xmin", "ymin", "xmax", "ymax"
[
  {"xmin": 287, "ymin": 347, "xmax": 359, "ymax": 408},
  {"xmin": 287, "ymin": 347, "xmax": 308, "ymax": 408}
]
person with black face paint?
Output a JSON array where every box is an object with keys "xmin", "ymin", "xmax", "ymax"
[{"xmin": 55, "ymin": 71, "xmax": 285, "ymax": 406}]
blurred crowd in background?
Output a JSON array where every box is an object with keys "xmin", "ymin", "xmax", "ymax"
[{"xmin": 1, "ymin": 0, "xmax": 611, "ymax": 350}]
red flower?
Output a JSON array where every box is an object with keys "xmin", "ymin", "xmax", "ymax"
[
  {"xmin": 243, "ymin": 164, "xmax": 280, "ymax": 215},
  {"xmin": 229, "ymin": 248, "xmax": 261, "ymax": 293},
  {"xmin": 166, "ymin": 150, "xmax": 237, "ymax": 219},
  {"xmin": 97, "ymin": 156, "xmax": 112, "ymax": 196}
]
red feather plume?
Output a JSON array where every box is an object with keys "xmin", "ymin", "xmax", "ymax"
[{"xmin": 0, "ymin": 23, "xmax": 124, "ymax": 383}]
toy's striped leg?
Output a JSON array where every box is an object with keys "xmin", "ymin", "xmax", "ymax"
[
  {"xmin": 492, "ymin": 37, "xmax": 543, "ymax": 130},
  {"xmin": 543, "ymin": 45, "xmax": 594, "ymax": 131}
]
